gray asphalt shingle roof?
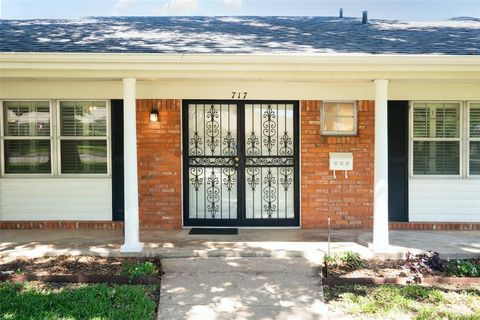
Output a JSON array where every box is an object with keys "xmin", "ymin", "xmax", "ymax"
[{"xmin": 1, "ymin": 16, "xmax": 479, "ymax": 55}]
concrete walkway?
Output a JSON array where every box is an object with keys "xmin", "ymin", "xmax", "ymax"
[
  {"xmin": 158, "ymin": 257, "xmax": 326, "ymax": 320},
  {"xmin": 1, "ymin": 229, "xmax": 479, "ymax": 260}
]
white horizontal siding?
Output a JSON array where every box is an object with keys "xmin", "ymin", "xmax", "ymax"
[
  {"xmin": 409, "ymin": 179, "xmax": 480, "ymax": 222},
  {"xmin": 0, "ymin": 178, "xmax": 112, "ymax": 221}
]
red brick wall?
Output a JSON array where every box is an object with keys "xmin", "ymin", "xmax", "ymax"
[
  {"xmin": 137, "ymin": 99, "xmax": 182, "ymax": 229},
  {"xmin": 0, "ymin": 221, "xmax": 123, "ymax": 229},
  {"xmin": 300, "ymin": 100, "xmax": 375, "ymax": 229},
  {"xmin": 389, "ymin": 222, "xmax": 480, "ymax": 231}
]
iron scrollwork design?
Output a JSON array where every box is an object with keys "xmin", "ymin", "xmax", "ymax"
[
  {"xmin": 263, "ymin": 169, "xmax": 277, "ymax": 218},
  {"xmin": 205, "ymin": 105, "xmax": 220, "ymax": 155},
  {"xmin": 189, "ymin": 131, "xmax": 203, "ymax": 156},
  {"xmin": 222, "ymin": 131, "xmax": 236, "ymax": 156},
  {"xmin": 189, "ymin": 167, "xmax": 204, "ymax": 191},
  {"xmin": 279, "ymin": 131, "xmax": 293, "ymax": 156},
  {"xmin": 222, "ymin": 167, "xmax": 236, "ymax": 191},
  {"xmin": 246, "ymin": 167, "xmax": 260, "ymax": 191},
  {"xmin": 279, "ymin": 167, "xmax": 293, "ymax": 191},
  {"xmin": 206, "ymin": 169, "xmax": 220, "ymax": 218},
  {"xmin": 246, "ymin": 131, "xmax": 260, "ymax": 156},
  {"xmin": 189, "ymin": 157, "xmax": 234, "ymax": 166},
  {"xmin": 245, "ymin": 157, "xmax": 294, "ymax": 166},
  {"xmin": 262, "ymin": 105, "xmax": 277, "ymax": 154}
]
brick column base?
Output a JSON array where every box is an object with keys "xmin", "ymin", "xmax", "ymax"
[
  {"xmin": 389, "ymin": 222, "xmax": 480, "ymax": 231},
  {"xmin": 0, "ymin": 221, "xmax": 124, "ymax": 230}
]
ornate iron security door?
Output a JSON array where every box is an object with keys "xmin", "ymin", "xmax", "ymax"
[{"xmin": 183, "ymin": 100, "xmax": 299, "ymax": 227}]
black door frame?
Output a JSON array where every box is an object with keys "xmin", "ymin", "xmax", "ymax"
[{"xmin": 182, "ymin": 100, "xmax": 300, "ymax": 227}]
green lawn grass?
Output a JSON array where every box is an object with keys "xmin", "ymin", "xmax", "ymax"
[
  {"xmin": 324, "ymin": 284, "xmax": 480, "ymax": 320},
  {"xmin": 0, "ymin": 282, "xmax": 158, "ymax": 320}
]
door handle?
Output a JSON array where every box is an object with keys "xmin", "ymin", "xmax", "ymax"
[{"xmin": 233, "ymin": 156, "xmax": 240, "ymax": 167}]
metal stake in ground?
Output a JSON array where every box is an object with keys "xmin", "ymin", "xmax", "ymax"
[{"xmin": 328, "ymin": 217, "xmax": 331, "ymax": 256}]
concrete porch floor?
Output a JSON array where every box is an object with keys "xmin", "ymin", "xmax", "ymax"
[{"xmin": 1, "ymin": 228, "xmax": 479, "ymax": 261}]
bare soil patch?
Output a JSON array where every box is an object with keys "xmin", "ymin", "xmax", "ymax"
[
  {"xmin": 326, "ymin": 257, "xmax": 480, "ymax": 280},
  {"xmin": 0, "ymin": 255, "xmax": 161, "ymax": 277}
]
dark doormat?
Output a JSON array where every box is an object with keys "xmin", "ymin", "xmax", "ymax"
[{"xmin": 189, "ymin": 228, "xmax": 238, "ymax": 235}]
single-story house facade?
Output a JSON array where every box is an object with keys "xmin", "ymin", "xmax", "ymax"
[{"xmin": 0, "ymin": 16, "xmax": 479, "ymax": 252}]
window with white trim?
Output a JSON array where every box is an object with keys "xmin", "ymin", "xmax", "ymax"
[
  {"xmin": 469, "ymin": 103, "xmax": 480, "ymax": 175},
  {"xmin": 412, "ymin": 102, "xmax": 461, "ymax": 175},
  {"xmin": 321, "ymin": 101, "xmax": 357, "ymax": 135},
  {"xmin": 2, "ymin": 101, "xmax": 52, "ymax": 174},
  {"xmin": 1, "ymin": 100, "xmax": 109, "ymax": 176},
  {"xmin": 59, "ymin": 101, "xmax": 108, "ymax": 174}
]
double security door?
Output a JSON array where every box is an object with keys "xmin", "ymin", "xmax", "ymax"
[{"xmin": 183, "ymin": 100, "xmax": 299, "ymax": 226}]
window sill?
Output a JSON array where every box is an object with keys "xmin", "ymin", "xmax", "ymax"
[
  {"xmin": 410, "ymin": 175, "xmax": 461, "ymax": 180},
  {"xmin": 321, "ymin": 132, "xmax": 358, "ymax": 137},
  {"xmin": 409, "ymin": 175, "xmax": 480, "ymax": 181},
  {"xmin": 1, "ymin": 175, "xmax": 111, "ymax": 179}
]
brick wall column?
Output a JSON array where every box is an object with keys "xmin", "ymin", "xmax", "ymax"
[
  {"xmin": 301, "ymin": 100, "xmax": 375, "ymax": 229},
  {"xmin": 137, "ymin": 99, "xmax": 182, "ymax": 229}
]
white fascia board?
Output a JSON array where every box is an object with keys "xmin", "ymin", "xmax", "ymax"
[{"xmin": 0, "ymin": 53, "xmax": 479, "ymax": 80}]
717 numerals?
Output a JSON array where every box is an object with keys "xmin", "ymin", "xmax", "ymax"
[{"xmin": 232, "ymin": 92, "xmax": 248, "ymax": 99}]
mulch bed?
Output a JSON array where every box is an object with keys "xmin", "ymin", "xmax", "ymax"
[
  {"xmin": 0, "ymin": 255, "xmax": 161, "ymax": 284},
  {"xmin": 323, "ymin": 258, "xmax": 480, "ymax": 286}
]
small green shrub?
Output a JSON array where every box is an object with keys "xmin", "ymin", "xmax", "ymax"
[
  {"xmin": 122, "ymin": 261, "xmax": 157, "ymax": 280},
  {"xmin": 15, "ymin": 268, "xmax": 25, "ymax": 275},
  {"xmin": 340, "ymin": 251, "xmax": 365, "ymax": 270},
  {"xmin": 324, "ymin": 254, "xmax": 336, "ymax": 264},
  {"xmin": 443, "ymin": 260, "xmax": 480, "ymax": 277}
]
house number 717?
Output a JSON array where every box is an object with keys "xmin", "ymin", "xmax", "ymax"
[{"xmin": 232, "ymin": 92, "xmax": 248, "ymax": 99}]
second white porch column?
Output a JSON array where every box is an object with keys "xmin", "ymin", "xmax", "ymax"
[
  {"xmin": 373, "ymin": 79, "xmax": 390, "ymax": 252},
  {"xmin": 120, "ymin": 78, "xmax": 143, "ymax": 253}
]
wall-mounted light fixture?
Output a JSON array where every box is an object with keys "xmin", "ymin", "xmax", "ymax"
[{"xmin": 150, "ymin": 108, "xmax": 159, "ymax": 122}]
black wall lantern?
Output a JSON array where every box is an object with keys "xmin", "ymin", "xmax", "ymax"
[{"xmin": 150, "ymin": 108, "xmax": 159, "ymax": 122}]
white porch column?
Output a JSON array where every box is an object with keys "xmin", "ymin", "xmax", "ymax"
[
  {"xmin": 120, "ymin": 78, "xmax": 143, "ymax": 253},
  {"xmin": 373, "ymin": 79, "xmax": 390, "ymax": 252}
]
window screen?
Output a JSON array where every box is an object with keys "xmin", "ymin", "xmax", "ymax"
[{"xmin": 469, "ymin": 103, "xmax": 480, "ymax": 175}]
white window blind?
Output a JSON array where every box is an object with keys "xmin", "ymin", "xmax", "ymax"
[
  {"xmin": 469, "ymin": 103, "xmax": 480, "ymax": 175},
  {"xmin": 59, "ymin": 101, "xmax": 108, "ymax": 174},
  {"xmin": 412, "ymin": 102, "xmax": 460, "ymax": 175},
  {"xmin": 2, "ymin": 101, "xmax": 52, "ymax": 174},
  {"xmin": 60, "ymin": 101, "xmax": 107, "ymax": 137}
]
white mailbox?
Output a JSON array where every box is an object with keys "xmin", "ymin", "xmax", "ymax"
[{"xmin": 329, "ymin": 152, "xmax": 353, "ymax": 178}]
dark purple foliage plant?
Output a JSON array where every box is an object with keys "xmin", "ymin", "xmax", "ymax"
[{"xmin": 402, "ymin": 251, "xmax": 443, "ymax": 283}]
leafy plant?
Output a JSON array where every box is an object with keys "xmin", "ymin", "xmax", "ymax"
[
  {"xmin": 339, "ymin": 251, "xmax": 365, "ymax": 270},
  {"xmin": 122, "ymin": 261, "xmax": 157, "ymax": 280},
  {"xmin": 443, "ymin": 259, "xmax": 480, "ymax": 277},
  {"xmin": 324, "ymin": 254, "xmax": 336, "ymax": 264},
  {"xmin": 15, "ymin": 268, "xmax": 25, "ymax": 275},
  {"xmin": 403, "ymin": 251, "xmax": 443, "ymax": 283}
]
